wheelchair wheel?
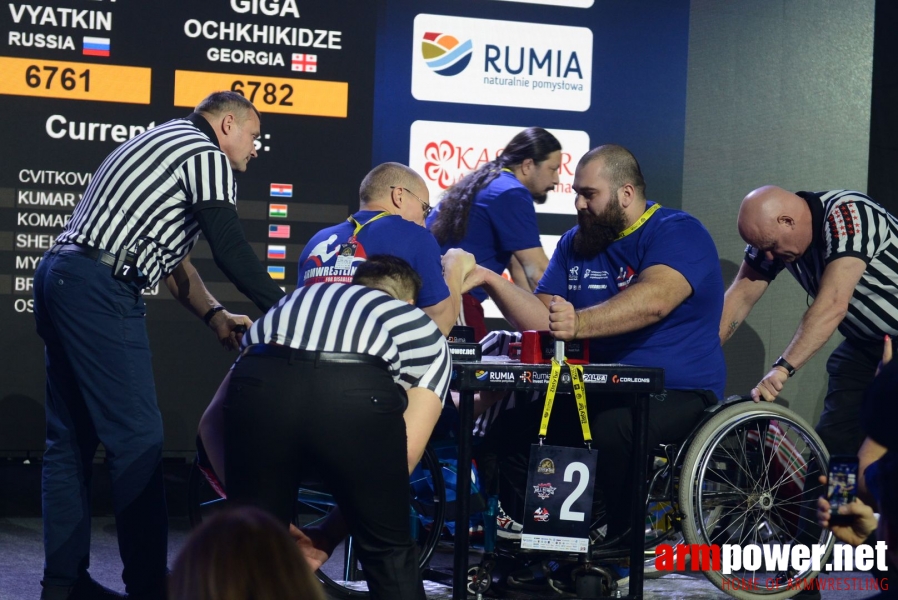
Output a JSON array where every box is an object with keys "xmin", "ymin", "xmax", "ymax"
[
  {"xmin": 678, "ymin": 401, "xmax": 833, "ymax": 599},
  {"xmin": 186, "ymin": 445, "xmax": 446, "ymax": 599}
]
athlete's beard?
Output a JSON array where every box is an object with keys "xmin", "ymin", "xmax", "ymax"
[
  {"xmin": 532, "ymin": 192, "xmax": 549, "ymax": 205},
  {"xmin": 573, "ymin": 195, "xmax": 627, "ymax": 258}
]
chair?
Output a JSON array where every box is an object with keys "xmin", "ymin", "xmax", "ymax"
[{"xmin": 466, "ymin": 396, "xmax": 834, "ymax": 599}]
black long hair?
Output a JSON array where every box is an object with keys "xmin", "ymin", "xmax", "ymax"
[{"xmin": 430, "ymin": 127, "xmax": 561, "ymax": 245}]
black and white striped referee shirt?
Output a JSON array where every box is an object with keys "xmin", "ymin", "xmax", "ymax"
[
  {"xmin": 744, "ymin": 190, "xmax": 898, "ymax": 342},
  {"xmin": 242, "ymin": 283, "xmax": 452, "ymax": 402},
  {"xmin": 57, "ymin": 113, "xmax": 236, "ymax": 288}
]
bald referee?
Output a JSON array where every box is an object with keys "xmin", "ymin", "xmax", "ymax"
[
  {"xmin": 33, "ymin": 91, "xmax": 285, "ymax": 600},
  {"xmin": 197, "ymin": 254, "xmax": 470, "ymax": 600}
]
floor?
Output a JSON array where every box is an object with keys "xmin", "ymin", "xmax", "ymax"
[
  {"xmin": 0, "ymin": 460, "xmax": 886, "ymax": 600},
  {"xmin": 0, "ymin": 516, "xmax": 886, "ymax": 600}
]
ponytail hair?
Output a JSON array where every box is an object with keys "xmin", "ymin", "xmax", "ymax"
[{"xmin": 430, "ymin": 127, "xmax": 561, "ymax": 245}]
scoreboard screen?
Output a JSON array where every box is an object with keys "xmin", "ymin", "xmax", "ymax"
[{"xmin": 0, "ymin": 0, "xmax": 377, "ymax": 453}]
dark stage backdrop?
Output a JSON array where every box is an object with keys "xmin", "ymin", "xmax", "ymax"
[
  {"xmin": 0, "ymin": 0, "xmax": 690, "ymax": 454},
  {"xmin": 0, "ymin": 0, "xmax": 377, "ymax": 453},
  {"xmin": 372, "ymin": 0, "xmax": 689, "ymax": 320},
  {"xmin": 0, "ymin": 0, "xmax": 881, "ymax": 453}
]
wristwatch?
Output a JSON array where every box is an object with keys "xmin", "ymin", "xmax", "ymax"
[
  {"xmin": 203, "ymin": 305, "xmax": 226, "ymax": 326},
  {"xmin": 772, "ymin": 356, "xmax": 796, "ymax": 377}
]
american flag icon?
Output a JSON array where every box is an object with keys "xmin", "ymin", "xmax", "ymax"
[{"xmin": 292, "ymin": 53, "xmax": 317, "ymax": 73}]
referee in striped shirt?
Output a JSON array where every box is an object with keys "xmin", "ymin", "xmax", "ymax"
[
  {"xmin": 721, "ymin": 185, "xmax": 898, "ymax": 457},
  {"xmin": 197, "ymin": 255, "xmax": 460, "ymax": 600},
  {"xmin": 33, "ymin": 91, "xmax": 285, "ymax": 600}
]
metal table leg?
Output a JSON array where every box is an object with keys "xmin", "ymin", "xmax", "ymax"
[
  {"xmin": 453, "ymin": 389, "xmax": 475, "ymax": 599},
  {"xmin": 627, "ymin": 392, "xmax": 650, "ymax": 599}
]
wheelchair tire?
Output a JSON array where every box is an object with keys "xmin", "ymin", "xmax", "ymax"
[
  {"xmin": 677, "ymin": 401, "xmax": 833, "ymax": 599},
  {"xmin": 186, "ymin": 445, "xmax": 446, "ymax": 599}
]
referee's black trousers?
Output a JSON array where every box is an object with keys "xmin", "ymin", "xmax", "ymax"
[
  {"xmin": 223, "ymin": 352, "xmax": 425, "ymax": 600},
  {"xmin": 816, "ymin": 337, "xmax": 882, "ymax": 456}
]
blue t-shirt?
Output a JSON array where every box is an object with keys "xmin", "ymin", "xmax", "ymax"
[
  {"xmin": 298, "ymin": 210, "xmax": 449, "ymax": 308},
  {"xmin": 535, "ymin": 204, "xmax": 726, "ymax": 399},
  {"xmin": 427, "ymin": 171, "xmax": 542, "ymax": 302}
]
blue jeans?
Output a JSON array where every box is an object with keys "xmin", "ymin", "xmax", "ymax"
[{"xmin": 33, "ymin": 249, "xmax": 167, "ymax": 596}]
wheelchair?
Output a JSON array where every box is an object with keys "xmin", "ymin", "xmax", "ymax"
[
  {"xmin": 465, "ymin": 396, "xmax": 834, "ymax": 599},
  {"xmin": 187, "ymin": 444, "xmax": 448, "ymax": 599}
]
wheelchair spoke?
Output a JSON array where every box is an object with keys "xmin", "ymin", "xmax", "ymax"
[
  {"xmin": 720, "ymin": 433, "xmax": 761, "ymax": 492},
  {"xmin": 709, "ymin": 443, "xmax": 759, "ymax": 496},
  {"xmin": 702, "ymin": 471, "xmax": 748, "ymax": 500},
  {"xmin": 760, "ymin": 420, "xmax": 787, "ymax": 493},
  {"xmin": 768, "ymin": 502, "xmax": 822, "ymax": 531},
  {"xmin": 704, "ymin": 498, "xmax": 750, "ymax": 533},
  {"xmin": 678, "ymin": 402, "xmax": 833, "ymax": 597},
  {"xmin": 724, "ymin": 510, "xmax": 757, "ymax": 547},
  {"xmin": 736, "ymin": 426, "xmax": 767, "ymax": 495},
  {"xmin": 764, "ymin": 510, "xmax": 792, "ymax": 547}
]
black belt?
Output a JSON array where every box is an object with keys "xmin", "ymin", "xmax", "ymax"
[
  {"xmin": 49, "ymin": 242, "xmax": 148, "ymax": 286},
  {"xmin": 240, "ymin": 344, "xmax": 390, "ymax": 371},
  {"xmin": 50, "ymin": 243, "xmax": 116, "ymax": 268}
]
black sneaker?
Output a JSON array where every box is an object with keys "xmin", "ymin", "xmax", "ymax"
[
  {"xmin": 40, "ymin": 577, "xmax": 125, "ymax": 600},
  {"xmin": 507, "ymin": 561, "xmax": 567, "ymax": 591},
  {"xmin": 507, "ymin": 565, "xmax": 549, "ymax": 590},
  {"xmin": 72, "ymin": 578, "xmax": 125, "ymax": 600}
]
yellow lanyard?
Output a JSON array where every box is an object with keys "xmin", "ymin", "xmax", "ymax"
[
  {"xmin": 615, "ymin": 203, "xmax": 661, "ymax": 241},
  {"xmin": 347, "ymin": 211, "xmax": 391, "ymax": 238},
  {"xmin": 539, "ymin": 358, "xmax": 592, "ymax": 448}
]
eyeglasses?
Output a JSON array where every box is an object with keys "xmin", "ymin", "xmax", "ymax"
[{"xmin": 390, "ymin": 186, "xmax": 432, "ymax": 219}]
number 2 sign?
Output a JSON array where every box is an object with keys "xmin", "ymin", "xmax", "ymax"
[{"xmin": 521, "ymin": 443, "xmax": 598, "ymax": 553}]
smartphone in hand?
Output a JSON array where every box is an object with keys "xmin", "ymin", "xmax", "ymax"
[{"xmin": 826, "ymin": 455, "xmax": 859, "ymax": 515}]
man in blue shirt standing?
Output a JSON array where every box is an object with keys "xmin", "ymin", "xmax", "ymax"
[
  {"xmin": 428, "ymin": 127, "xmax": 561, "ymax": 341},
  {"xmin": 464, "ymin": 144, "xmax": 725, "ymax": 543}
]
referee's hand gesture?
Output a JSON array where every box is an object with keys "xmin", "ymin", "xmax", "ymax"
[{"xmin": 208, "ymin": 310, "xmax": 252, "ymax": 350}]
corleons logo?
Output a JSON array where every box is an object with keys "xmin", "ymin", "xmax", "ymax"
[
  {"xmin": 421, "ymin": 32, "xmax": 473, "ymax": 76},
  {"xmin": 612, "ymin": 374, "xmax": 651, "ymax": 384}
]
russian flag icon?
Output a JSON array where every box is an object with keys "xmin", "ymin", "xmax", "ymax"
[{"xmin": 83, "ymin": 36, "xmax": 110, "ymax": 57}]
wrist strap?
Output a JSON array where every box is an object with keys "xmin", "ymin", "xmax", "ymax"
[{"xmin": 203, "ymin": 305, "xmax": 225, "ymax": 326}]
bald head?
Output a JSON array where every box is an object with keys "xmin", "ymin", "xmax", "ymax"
[
  {"xmin": 358, "ymin": 162, "xmax": 430, "ymax": 225},
  {"xmin": 737, "ymin": 185, "xmax": 813, "ymax": 262},
  {"xmin": 359, "ymin": 162, "xmax": 425, "ymax": 206},
  {"xmin": 578, "ymin": 144, "xmax": 646, "ymax": 200}
]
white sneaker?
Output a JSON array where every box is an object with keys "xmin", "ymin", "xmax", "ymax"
[{"xmin": 496, "ymin": 502, "xmax": 523, "ymax": 540}]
